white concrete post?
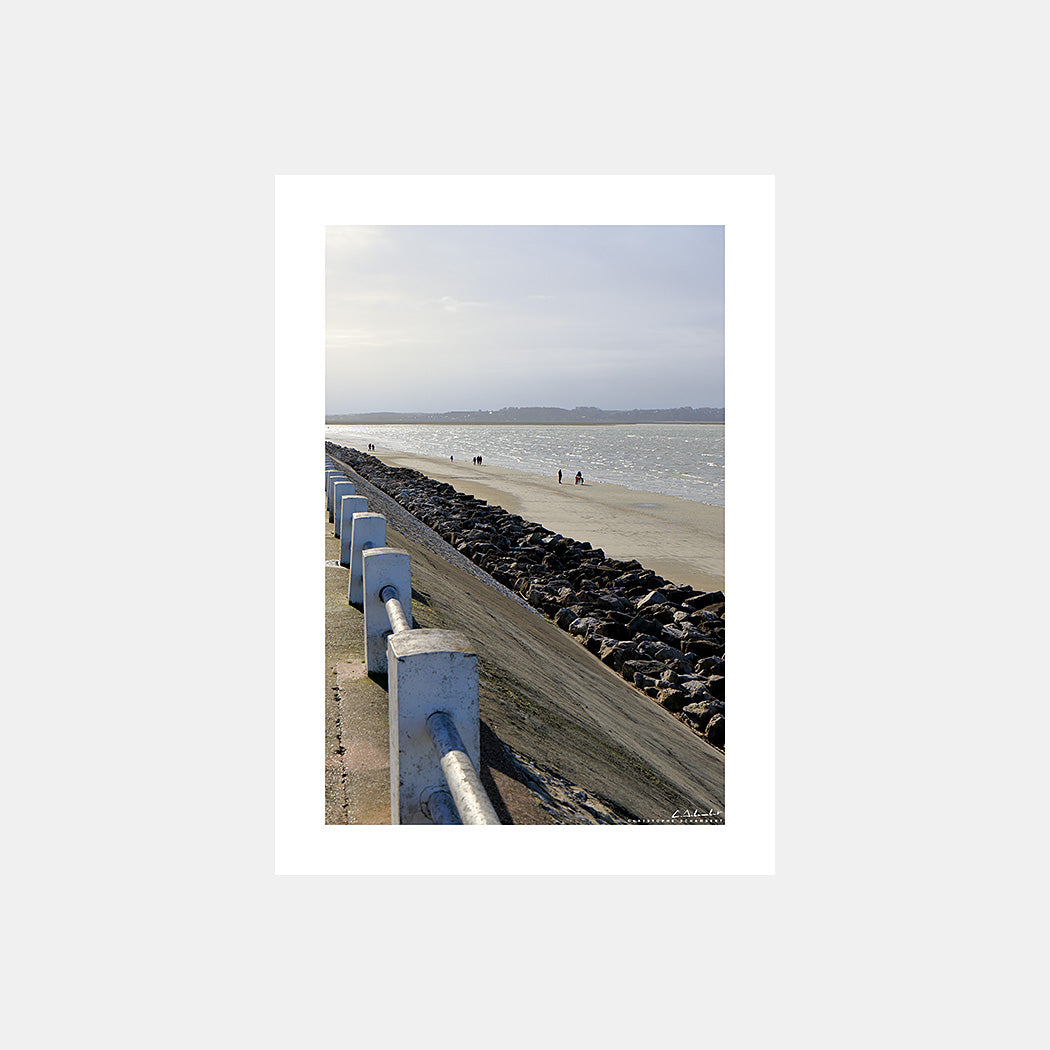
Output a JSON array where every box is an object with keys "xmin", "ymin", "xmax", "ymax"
[
  {"xmin": 331, "ymin": 480, "xmax": 356, "ymax": 536},
  {"xmin": 387, "ymin": 629, "xmax": 480, "ymax": 825},
  {"xmin": 361, "ymin": 546, "xmax": 410, "ymax": 670},
  {"xmin": 327, "ymin": 473, "xmax": 347, "ymax": 520},
  {"xmin": 337, "ymin": 495, "xmax": 369, "ymax": 566},
  {"xmin": 349, "ymin": 515, "xmax": 388, "ymax": 608}
]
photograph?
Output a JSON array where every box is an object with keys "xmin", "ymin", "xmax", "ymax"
[{"xmin": 323, "ymin": 225, "xmax": 727, "ymax": 825}]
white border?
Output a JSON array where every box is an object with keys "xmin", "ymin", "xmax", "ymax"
[{"xmin": 276, "ymin": 174, "xmax": 774, "ymax": 874}]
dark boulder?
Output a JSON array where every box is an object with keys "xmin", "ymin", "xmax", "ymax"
[
  {"xmin": 682, "ymin": 637, "xmax": 723, "ymax": 658},
  {"xmin": 621, "ymin": 658, "xmax": 667, "ymax": 680},
  {"xmin": 681, "ymin": 699, "xmax": 724, "ymax": 731},
  {"xmin": 567, "ymin": 616, "xmax": 604, "ymax": 637},
  {"xmin": 655, "ymin": 688, "xmax": 689, "ymax": 713},
  {"xmin": 694, "ymin": 655, "xmax": 725, "ymax": 676},
  {"xmin": 554, "ymin": 606, "xmax": 584, "ymax": 630},
  {"xmin": 636, "ymin": 589, "xmax": 671, "ymax": 611},
  {"xmin": 626, "ymin": 613, "xmax": 664, "ymax": 638},
  {"xmin": 684, "ymin": 590, "xmax": 725, "ymax": 610},
  {"xmin": 597, "ymin": 639, "xmax": 639, "ymax": 668},
  {"xmin": 678, "ymin": 678, "xmax": 717, "ymax": 703},
  {"xmin": 705, "ymin": 713, "xmax": 725, "ymax": 748}
]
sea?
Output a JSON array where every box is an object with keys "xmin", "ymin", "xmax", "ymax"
[{"xmin": 324, "ymin": 422, "xmax": 724, "ymax": 507}]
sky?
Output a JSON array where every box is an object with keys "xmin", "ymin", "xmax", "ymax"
[{"xmin": 325, "ymin": 225, "xmax": 724, "ymax": 415}]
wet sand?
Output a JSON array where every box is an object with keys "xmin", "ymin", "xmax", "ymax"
[{"xmin": 374, "ymin": 450, "xmax": 725, "ymax": 593}]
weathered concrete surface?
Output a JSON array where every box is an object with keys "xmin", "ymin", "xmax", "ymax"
[
  {"xmin": 327, "ymin": 459, "xmax": 725, "ymax": 824},
  {"xmin": 325, "ymin": 525, "xmax": 391, "ymax": 825}
]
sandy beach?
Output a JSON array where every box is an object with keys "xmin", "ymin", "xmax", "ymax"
[{"xmin": 371, "ymin": 449, "xmax": 724, "ymax": 593}]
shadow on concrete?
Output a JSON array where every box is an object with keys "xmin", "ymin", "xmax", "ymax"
[{"xmin": 477, "ymin": 720, "xmax": 520, "ymax": 825}]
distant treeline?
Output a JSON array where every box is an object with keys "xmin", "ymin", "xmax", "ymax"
[{"xmin": 326, "ymin": 406, "xmax": 725, "ymax": 424}]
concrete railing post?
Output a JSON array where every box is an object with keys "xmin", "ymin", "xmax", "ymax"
[
  {"xmin": 331, "ymin": 480, "xmax": 356, "ymax": 537},
  {"xmin": 386, "ymin": 628, "xmax": 480, "ymax": 825},
  {"xmin": 349, "ymin": 514, "xmax": 388, "ymax": 608},
  {"xmin": 337, "ymin": 495, "xmax": 369, "ymax": 567},
  {"xmin": 327, "ymin": 472, "xmax": 347, "ymax": 521},
  {"xmin": 361, "ymin": 546, "xmax": 411, "ymax": 672}
]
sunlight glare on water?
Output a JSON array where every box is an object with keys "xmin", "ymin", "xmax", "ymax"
[{"xmin": 325, "ymin": 423, "xmax": 725, "ymax": 506}]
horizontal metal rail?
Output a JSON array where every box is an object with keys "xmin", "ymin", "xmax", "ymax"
[
  {"xmin": 379, "ymin": 584, "xmax": 411, "ymax": 635},
  {"xmin": 420, "ymin": 787, "xmax": 461, "ymax": 825},
  {"xmin": 375, "ymin": 573, "xmax": 500, "ymax": 824},
  {"xmin": 425, "ymin": 710, "xmax": 500, "ymax": 825}
]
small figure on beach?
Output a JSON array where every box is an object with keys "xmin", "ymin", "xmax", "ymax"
[
  {"xmin": 450, "ymin": 455, "xmax": 454, "ymax": 462},
  {"xmin": 575, "ymin": 471, "xmax": 583, "ymax": 485},
  {"xmin": 478, "ymin": 455, "xmax": 482, "ymax": 464},
  {"xmin": 558, "ymin": 469, "xmax": 562, "ymax": 484}
]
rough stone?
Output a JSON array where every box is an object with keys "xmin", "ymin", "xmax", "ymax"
[
  {"xmin": 636, "ymin": 590, "xmax": 671, "ymax": 610},
  {"xmin": 684, "ymin": 590, "xmax": 725, "ymax": 610},
  {"xmin": 567, "ymin": 616, "xmax": 604, "ymax": 636},
  {"xmin": 655, "ymin": 688, "xmax": 689, "ymax": 713},
  {"xmin": 705, "ymin": 713, "xmax": 725, "ymax": 748},
  {"xmin": 681, "ymin": 699, "xmax": 724, "ymax": 731}
]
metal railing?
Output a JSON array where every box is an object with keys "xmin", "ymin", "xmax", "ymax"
[
  {"xmin": 378, "ymin": 584, "xmax": 499, "ymax": 825},
  {"xmin": 425, "ymin": 710, "xmax": 500, "ymax": 825},
  {"xmin": 379, "ymin": 584, "xmax": 412, "ymax": 636},
  {"xmin": 327, "ymin": 455, "xmax": 500, "ymax": 826}
]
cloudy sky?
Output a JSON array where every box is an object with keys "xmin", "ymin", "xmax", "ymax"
[{"xmin": 325, "ymin": 225, "xmax": 724, "ymax": 414}]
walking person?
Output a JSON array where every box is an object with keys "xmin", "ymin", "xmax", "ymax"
[{"xmin": 558, "ymin": 469, "xmax": 562, "ymax": 484}]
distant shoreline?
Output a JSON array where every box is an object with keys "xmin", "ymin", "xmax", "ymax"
[{"xmin": 325, "ymin": 419, "xmax": 725, "ymax": 426}]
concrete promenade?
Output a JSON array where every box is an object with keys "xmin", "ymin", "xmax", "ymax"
[{"xmin": 324, "ymin": 514, "xmax": 391, "ymax": 824}]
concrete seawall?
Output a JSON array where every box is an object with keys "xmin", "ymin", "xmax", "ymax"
[
  {"xmin": 326, "ymin": 452, "xmax": 725, "ymax": 824},
  {"xmin": 330, "ymin": 442, "xmax": 726, "ymax": 748}
]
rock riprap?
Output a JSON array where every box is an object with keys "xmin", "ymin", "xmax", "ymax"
[{"xmin": 326, "ymin": 443, "xmax": 726, "ymax": 750}]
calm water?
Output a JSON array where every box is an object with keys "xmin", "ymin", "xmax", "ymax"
[{"xmin": 325, "ymin": 423, "xmax": 724, "ymax": 507}]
